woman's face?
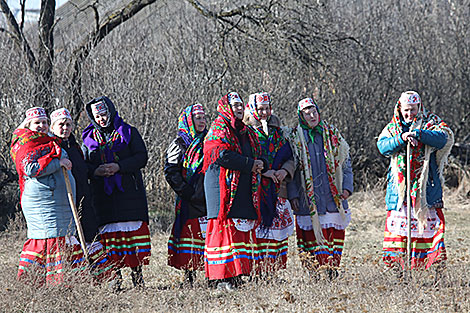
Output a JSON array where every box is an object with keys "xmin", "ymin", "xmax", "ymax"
[
  {"xmin": 301, "ymin": 106, "xmax": 320, "ymax": 128},
  {"xmin": 231, "ymin": 101, "xmax": 244, "ymax": 120},
  {"xmin": 256, "ymin": 103, "xmax": 271, "ymax": 121},
  {"xmin": 93, "ymin": 112, "xmax": 109, "ymax": 127},
  {"xmin": 193, "ymin": 113, "xmax": 206, "ymax": 133},
  {"xmin": 51, "ymin": 118, "xmax": 73, "ymax": 139},
  {"xmin": 29, "ymin": 117, "xmax": 49, "ymax": 133},
  {"xmin": 400, "ymin": 102, "xmax": 419, "ymax": 123}
]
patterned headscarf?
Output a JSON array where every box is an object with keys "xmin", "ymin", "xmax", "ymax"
[
  {"xmin": 177, "ymin": 103, "xmax": 207, "ymax": 180},
  {"xmin": 203, "ymin": 93, "xmax": 261, "ymax": 221},
  {"xmin": 172, "ymin": 104, "xmax": 207, "ymax": 239},
  {"xmin": 379, "ymin": 91, "xmax": 454, "ymax": 232},
  {"xmin": 246, "ymin": 92, "xmax": 271, "ymax": 122}
]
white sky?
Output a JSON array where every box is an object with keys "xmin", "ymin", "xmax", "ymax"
[{"xmin": 7, "ymin": 0, "xmax": 68, "ymax": 10}]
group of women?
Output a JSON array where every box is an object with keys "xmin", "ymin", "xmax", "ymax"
[
  {"xmin": 165, "ymin": 91, "xmax": 354, "ymax": 289},
  {"xmin": 11, "ymin": 89, "xmax": 453, "ymax": 290},
  {"xmin": 11, "ymin": 96, "xmax": 151, "ymax": 288}
]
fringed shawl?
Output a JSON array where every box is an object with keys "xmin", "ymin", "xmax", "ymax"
[
  {"xmin": 378, "ymin": 101, "xmax": 453, "ymax": 232},
  {"xmin": 285, "ymin": 111, "xmax": 349, "ymax": 244},
  {"xmin": 203, "ymin": 94, "xmax": 261, "ymax": 222}
]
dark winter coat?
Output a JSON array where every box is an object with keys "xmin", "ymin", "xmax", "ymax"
[
  {"xmin": 82, "ymin": 96, "xmax": 149, "ymax": 226},
  {"xmin": 204, "ymin": 128, "xmax": 258, "ymax": 220},
  {"xmin": 164, "ymin": 136, "xmax": 206, "ymax": 219},
  {"xmin": 60, "ymin": 134, "xmax": 99, "ymax": 242}
]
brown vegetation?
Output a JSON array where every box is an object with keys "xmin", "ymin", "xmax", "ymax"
[{"xmin": 0, "ymin": 189, "xmax": 469, "ymax": 312}]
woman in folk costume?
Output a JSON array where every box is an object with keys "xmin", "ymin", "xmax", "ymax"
[
  {"xmin": 377, "ymin": 91, "xmax": 453, "ymax": 271},
  {"xmin": 50, "ymin": 108, "xmax": 114, "ymax": 281},
  {"xmin": 203, "ymin": 92, "xmax": 264, "ymax": 289},
  {"xmin": 11, "ymin": 107, "xmax": 86, "ymax": 285},
  {"xmin": 286, "ymin": 97, "xmax": 353, "ymax": 279},
  {"xmin": 82, "ymin": 96, "xmax": 151, "ymax": 289},
  {"xmin": 243, "ymin": 92, "xmax": 295, "ymax": 274},
  {"xmin": 164, "ymin": 103, "xmax": 208, "ymax": 285}
]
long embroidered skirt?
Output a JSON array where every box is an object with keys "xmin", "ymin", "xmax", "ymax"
[
  {"xmin": 99, "ymin": 221, "xmax": 151, "ymax": 269},
  {"xmin": 168, "ymin": 217, "xmax": 208, "ymax": 271},
  {"xmin": 295, "ymin": 213, "xmax": 348, "ymax": 270},
  {"xmin": 204, "ymin": 218, "xmax": 257, "ymax": 280},
  {"xmin": 86, "ymin": 241, "xmax": 116, "ymax": 281},
  {"xmin": 18, "ymin": 236, "xmax": 86, "ymax": 285},
  {"xmin": 254, "ymin": 198, "xmax": 294, "ymax": 274},
  {"xmin": 383, "ymin": 207, "xmax": 446, "ymax": 269}
]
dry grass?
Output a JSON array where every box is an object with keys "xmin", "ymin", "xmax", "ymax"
[{"xmin": 0, "ymin": 189, "xmax": 469, "ymax": 313}]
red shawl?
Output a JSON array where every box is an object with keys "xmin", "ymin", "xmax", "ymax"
[
  {"xmin": 203, "ymin": 94, "xmax": 261, "ymax": 221},
  {"xmin": 10, "ymin": 128, "xmax": 62, "ymax": 201}
]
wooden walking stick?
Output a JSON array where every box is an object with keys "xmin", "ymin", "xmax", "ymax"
[
  {"xmin": 62, "ymin": 167, "xmax": 89, "ymax": 261},
  {"xmin": 406, "ymin": 142, "xmax": 412, "ymax": 272}
]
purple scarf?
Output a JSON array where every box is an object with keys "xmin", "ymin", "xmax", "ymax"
[{"xmin": 82, "ymin": 112, "xmax": 132, "ymax": 195}]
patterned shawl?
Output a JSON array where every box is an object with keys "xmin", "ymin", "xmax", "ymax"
[
  {"xmin": 378, "ymin": 100, "xmax": 453, "ymax": 232},
  {"xmin": 285, "ymin": 103, "xmax": 349, "ymax": 244},
  {"xmin": 173, "ymin": 104, "xmax": 207, "ymax": 239},
  {"xmin": 82, "ymin": 111, "xmax": 132, "ymax": 195},
  {"xmin": 203, "ymin": 94, "xmax": 261, "ymax": 221},
  {"xmin": 245, "ymin": 105, "xmax": 292, "ymax": 228},
  {"xmin": 10, "ymin": 128, "xmax": 62, "ymax": 202}
]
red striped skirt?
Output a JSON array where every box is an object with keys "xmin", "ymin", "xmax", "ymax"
[
  {"xmin": 87, "ymin": 242, "xmax": 116, "ymax": 281},
  {"xmin": 168, "ymin": 218, "xmax": 205, "ymax": 271},
  {"xmin": 254, "ymin": 237, "xmax": 289, "ymax": 274},
  {"xmin": 100, "ymin": 222, "xmax": 151, "ymax": 269},
  {"xmin": 204, "ymin": 218, "xmax": 257, "ymax": 280},
  {"xmin": 18, "ymin": 236, "xmax": 86, "ymax": 285},
  {"xmin": 383, "ymin": 208, "xmax": 446, "ymax": 269},
  {"xmin": 295, "ymin": 219, "xmax": 345, "ymax": 270}
]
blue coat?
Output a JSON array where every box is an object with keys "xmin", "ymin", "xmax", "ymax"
[
  {"xmin": 377, "ymin": 127, "xmax": 447, "ymax": 211},
  {"xmin": 22, "ymin": 150, "xmax": 76, "ymax": 239},
  {"xmin": 287, "ymin": 130, "xmax": 353, "ymax": 216}
]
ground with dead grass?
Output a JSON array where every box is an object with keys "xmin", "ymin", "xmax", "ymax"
[{"xmin": 0, "ymin": 189, "xmax": 469, "ymax": 313}]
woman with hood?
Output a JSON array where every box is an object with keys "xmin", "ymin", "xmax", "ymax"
[
  {"xmin": 243, "ymin": 92, "xmax": 295, "ymax": 275},
  {"xmin": 377, "ymin": 91, "xmax": 453, "ymax": 273},
  {"xmin": 50, "ymin": 108, "xmax": 114, "ymax": 281},
  {"xmin": 11, "ymin": 107, "xmax": 85, "ymax": 285},
  {"xmin": 164, "ymin": 103, "xmax": 208, "ymax": 285},
  {"xmin": 203, "ymin": 92, "xmax": 264, "ymax": 290},
  {"xmin": 82, "ymin": 96, "xmax": 150, "ymax": 289},
  {"xmin": 286, "ymin": 97, "xmax": 353, "ymax": 280}
]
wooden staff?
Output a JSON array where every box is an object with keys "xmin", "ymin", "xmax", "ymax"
[
  {"xmin": 62, "ymin": 167, "xmax": 89, "ymax": 261},
  {"xmin": 406, "ymin": 142, "xmax": 412, "ymax": 271}
]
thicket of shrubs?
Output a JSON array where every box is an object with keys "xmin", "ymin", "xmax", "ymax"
[{"xmin": 1, "ymin": 0, "xmax": 469, "ymax": 227}]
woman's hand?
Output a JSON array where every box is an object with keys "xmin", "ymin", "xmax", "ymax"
[
  {"xmin": 401, "ymin": 132, "xmax": 418, "ymax": 146},
  {"xmin": 274, "ymin": 169, "xmax": 288, "ymax": 183},
  {"xmin": 59, "ymin": 158, "xmax": 72, "ymax": 171},
  {"xmin": 251, "ymin": 159, "xmax": 264, "ymax": 174},
  {"xmin": 262, "ymin": 169, "xmax": 279, "ymax": 183},
  {"xmin": 94, "ymin": 163, "xmax": 120, "ymax": 177},
  {"xmin": 290, "ymin": 198, "xmax": 299, "ymax": 212},
  {"xmin": 340, "ymin": 189, "xmax": 351, "ymax": 201}
]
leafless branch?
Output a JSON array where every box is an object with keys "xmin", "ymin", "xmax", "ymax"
[{"xmin": 0, "ymin": 0, "xmax": 37, "ymax": 72}]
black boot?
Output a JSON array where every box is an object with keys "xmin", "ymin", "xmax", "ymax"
[
  {"xmin": 109, "ymin": 270, "xmax": 123, "ymax": 292},
  {"xmin": 184, "ymin": 270, "xmax": 195, "ymax": 287},
  {"xmin": 131, "ymin": 266, "xmax": 144, "ymax": 289}
]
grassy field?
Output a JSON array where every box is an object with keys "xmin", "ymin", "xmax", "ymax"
[{"xmin": 0, "ymin": 188, "xmax": 469, "ymax": 313}]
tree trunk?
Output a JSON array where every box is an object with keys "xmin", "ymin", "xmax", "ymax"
[{"xmin": 36, "ymin": 0, "xmax": 55, "ymax": 112}]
